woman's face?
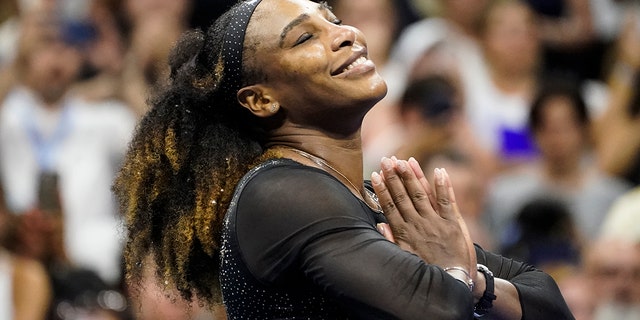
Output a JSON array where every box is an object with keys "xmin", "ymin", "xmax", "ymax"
[
  {"xmin": 533, "ymin": 95, "xmax": 585, "ymax": 163},
  {"xmin": 247, "ymin": 0, "xmax": 387, "ymax": 129},
  {"xmin": 482, "ymin": 1, "xmax": 539, "ymax": 75}
]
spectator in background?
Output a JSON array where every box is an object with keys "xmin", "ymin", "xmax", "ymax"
[
  {"xmin": 593, "ymin": 11, "xmax": 640, "ymax": 186},
  {"xmin": 500, "ymin": 197, "xmax": 581, "ymax": 277},
  {"xmin": 0, "ymin": 0, "xmax": 20, "ymax": 65},
  {"xmin": 599, "ymin": 187, "xmax": 640, "ymax": 243},
  {"xmin": 70, "ymin": 0, "xmax": 130, "ymax": 105},
  {"xmin": 583, "ymin": 237, "xmax": 640, "ymax": 320},
  {"xmin": 0, "ymin": 186, "xmax": 51, "ymax": 320},
  {"xmin": 384, "ymin": 0, "xmax": 487, "ymax": 106},
  {"xmin": 409, "ymin": 42, "xmax": 498, "ymax": 181},
  {"xmin": 589, "ymin": 0, "xmax": 640, "ymax": 79},
  {"xmin": 550, "ymin": 185, "xmax": 640, "ymax": 320},
  {"xmin": 558, "ymin": 272, "xmax": 595, "ymax": 320},
  {"xmin": 524, "ymin": 0, "xmax": 599, "ymax": 81},
  {"xmin": 0, "ymin": 0, "xmax": 34, "ymax": 104},
  {"xmin": 394, "ymin": 75, "xmax": 462, "ymax": 161},
  {"xmin": 0, "ymin": 2, "xmax": 136, "ymax": 285},
  {"xmin": 120, "ymin": 0, "xmax": 193, "ymax": 116},
  {"xmin": 384, "ymin": 0, "xmax": 490, "ymax": 121},
  {"xmin": 468, "ymin": 0, "xmax": 542, "ymax": 168},
  {"xmin": 589, "ymin": 161, "xmax": 640, "ymax": 320},
  {"xmin": 389, "ymin": 0, "xmax": 542, "ymax": 174},
  {"xmin": 484, "ymin": 78, "xmax": 631, "ymax": 247}
]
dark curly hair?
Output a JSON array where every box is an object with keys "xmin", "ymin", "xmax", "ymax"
[{"xmin": 113, "ymin": 1, "xmax": 277, "ymax": 306}]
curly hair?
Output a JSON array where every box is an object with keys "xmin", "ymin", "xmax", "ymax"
[{"xmin": 113, "ymin": 2, "xmax": 275, "ymax": 305}]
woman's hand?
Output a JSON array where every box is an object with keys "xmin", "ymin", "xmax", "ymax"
[{"xmin": 371, "ymin": 157, "xmax": 476, "ymax": 280}]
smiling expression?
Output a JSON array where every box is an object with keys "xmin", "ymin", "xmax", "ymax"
[{"xmin": 245, "ymin": 0, "xmax": 387, "ymax": 129}]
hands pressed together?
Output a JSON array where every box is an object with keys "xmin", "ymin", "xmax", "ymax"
[{"xmin": 371, "ymin": 157, "xmax": 482, "ymax": 297}]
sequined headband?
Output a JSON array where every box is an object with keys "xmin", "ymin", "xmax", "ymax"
[{"xmin": 220, "ymin": 0, "xmax": 263, "ymax": 103}]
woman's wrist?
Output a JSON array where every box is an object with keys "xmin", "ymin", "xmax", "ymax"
[
  {"xmin": 472, "ymin": 269, "xmax": 487, "ymax": 302},
  {"xmin": 473, "ymin": 264, "xmax": 498, "ymax": 318},
  {"xmin": 443, "ymin": 266, "xmax": 474, "ymax": 292}
]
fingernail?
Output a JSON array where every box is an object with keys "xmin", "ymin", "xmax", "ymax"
[
  {"xmin": 408, "ymin": 157, "xmax": 417, "ymax": 164},
  {"xmin": 435, "ymin": 168, "xmax": 444, "ymax": 185},
  {"xmin": 397, "ymin": 160, "xmax": 407, "ymax": 173},
  {"xmin": 371, "ymin": 171, "xmax": 382, "ymax": 185},
  {"xmin": 376, "ymin": 223, "xmax": 386, "ymax": 236},
  {"xmin": 381, "ymin": 157, "xmax": 392, "ymax": 170}
]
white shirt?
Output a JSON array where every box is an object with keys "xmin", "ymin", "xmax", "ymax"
[
  {"xmin": 0, "ymin": 86, "xmax": 136, "ymax": 283},
  {"xmin": 465, "ymin": 78, "xmax": 533, "ymax": 159}
]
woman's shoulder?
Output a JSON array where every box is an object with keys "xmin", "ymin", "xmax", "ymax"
[
  {"xmin": 235, "ymin": 158, "xmax": 361, "ymax": 213},
  {"xmin": 242, "ymin": 158, "xmax": 344, "ymax": 191}
]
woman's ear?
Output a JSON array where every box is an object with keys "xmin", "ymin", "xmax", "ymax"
[{"xmin": 237, "ymin": 85, "xmax": 279, "ymax": 117}]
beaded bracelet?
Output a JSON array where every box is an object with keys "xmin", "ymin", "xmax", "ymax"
[{"xmin": 443, "ymin": 266, "xmax": 475, "ymax": 292}]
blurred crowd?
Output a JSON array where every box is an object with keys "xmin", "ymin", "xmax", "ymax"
[{"xmin": 0, "ymin": 0, "xmax": 638, "ymax": 319}]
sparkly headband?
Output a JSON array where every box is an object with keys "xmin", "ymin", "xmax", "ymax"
[{"xmin": 220, "ymin": 0, "xmax": 263, "ymax": 103}]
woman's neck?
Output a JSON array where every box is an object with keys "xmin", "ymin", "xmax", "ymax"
[
  {"xmin": 267, "ymin": 134, "xmax": 364, "ymax": 178},
  {"xmin": 266, "ymin": 129, "xmax": 374, "ymax": 206}
]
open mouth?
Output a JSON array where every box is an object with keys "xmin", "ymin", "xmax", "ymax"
[{"xmin": 332, "ymin": 53, "xmax": 368, "ymax": 76}]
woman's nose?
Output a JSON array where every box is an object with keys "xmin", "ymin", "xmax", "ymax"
[{"xmin": 331, "ymin": 25, "xmax": 357, "ymax": 51}]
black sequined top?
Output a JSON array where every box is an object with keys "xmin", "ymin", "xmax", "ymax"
[{"xmin": 220, "ymin": 159, "xmax": 574, "ymax": 319}]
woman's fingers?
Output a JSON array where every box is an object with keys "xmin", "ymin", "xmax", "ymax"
[
  {"xmin": 433, "ymin": 168, "xmax": 457, "ymax": 221},
  {"xmin": 376, "ymin": 223, "xmax": 396, "ymax": 243},
  {"xmin": 443, "ymin": 169, "xmax": 478, "ymax": 275},
  {"xmin": 371, "ymin": 170, "xmax": 405, "ymax": 226},
  {"xmin": 394, "ymin": 159, "xmax": 438, "ymax": 219},
  {"xmin": 408, "ymin": 158, "xmax": 437, "ymax": 210},
  {"xmin": 375, "ymin": 157, "xmax": 422, "ymax": 222},
  {"xmin": 374, "ymin": 159, "xmax": 475, "ymax": 270}
]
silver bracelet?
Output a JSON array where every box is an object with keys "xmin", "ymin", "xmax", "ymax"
[{"xmin": 443, "ymin": 266, "xmax": 474, "ymax": 292}]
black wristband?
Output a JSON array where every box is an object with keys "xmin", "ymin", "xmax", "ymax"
[{"xmin": 474, "ymin": 264, "xmax": 497, "ymax": 318}]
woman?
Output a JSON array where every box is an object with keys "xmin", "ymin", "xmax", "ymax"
[{"xmin": 113, "ymin": 0, "xmax": 574, "ymax": 319}]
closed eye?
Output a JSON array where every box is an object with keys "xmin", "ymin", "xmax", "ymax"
[
  {"xmin": 293, "ymin": 16, "xmax": 341, "ymax": 47},
  {"xmin": 294, "ymin": 33, "xmax": 313, "ymax": 46}
]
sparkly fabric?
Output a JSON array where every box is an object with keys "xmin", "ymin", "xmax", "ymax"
[
  {"xmin": 220, "ymin": 159, "xmax": 370, "ymax": 319},
  {"xmin": 219, "ymin": 159, "xmax": 576, "ymax": 319},
  {"xmin": 220, "ymin": 0, "xmax": 262, "ymax": 104}
]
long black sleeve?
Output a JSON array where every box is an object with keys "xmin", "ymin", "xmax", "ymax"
[
  {"xmin": 222, "ymin": 159, "xmax": 573, "ymax": 319},
  {"xmin": 476, "ymin": 247, "xmax": 575, "ymax": 319}
]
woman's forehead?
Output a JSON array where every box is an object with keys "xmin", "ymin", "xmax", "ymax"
[
  {"xmin": 257, "ymin": 0, "xmax": 324, "ymax": 12},
  {"xmin": 250, "ymin": 0, "xmax": 327, "ymax": 41}
]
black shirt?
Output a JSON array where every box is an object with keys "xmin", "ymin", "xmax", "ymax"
[{"xmin": 220, "ymin": 159, "xmax": 574, "ymax": 319}]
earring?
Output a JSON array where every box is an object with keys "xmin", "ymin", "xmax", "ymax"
[{"xmin": 270, "ymin": 103, "xmax": 278, "ymax": 113}]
